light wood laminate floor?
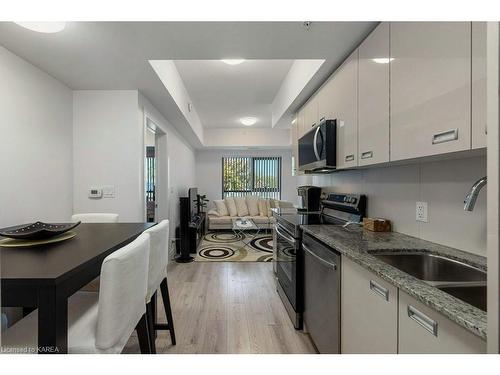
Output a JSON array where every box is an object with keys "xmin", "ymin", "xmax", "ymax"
[{"xmin": 123, "ymin": 262, "xmax": 317, "ymax": 354}]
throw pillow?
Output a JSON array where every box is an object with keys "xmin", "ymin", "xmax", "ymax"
[
  {"xmin": 266, "ymin": 199, "xmax": 272, "ymax": 217},
  {"xmin": 207, "ymin": 209, "xmax": 220, "ymax": 217},
  {"xmin": 224, "ymin": 197, "xmax": 238, "ymax": 217},
  {"xmin": 234, "ymin": 197, "xmax": 249, "ymax": 216},
  {"xmin": 214, "ymin": 200, "xmax": 229, "ymax": 216},
  {"xmin": 246, "ymin": 196, "xmax": 260, "ymax": 216},
  {"xmin": 258, "ymin": 199, "xmax": 268, "ymax": 216}
]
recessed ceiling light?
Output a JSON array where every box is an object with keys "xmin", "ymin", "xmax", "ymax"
[
  {"xmin": 372, "ymin": 58, "xmax": 394, "ymax": 64},
  {"xmin": 14, "ymin": 22, "xmax": 66, "ymax": 33},
  {"xmin": 240, "ymin": 117, "xmax": 257, "ymax": 126},
  {"xmin": 221, "ymin": 59, "xmax": 245, "ymax": 65}
]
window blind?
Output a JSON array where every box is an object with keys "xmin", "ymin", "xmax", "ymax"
[{"xmin": 222, "ymin": 156, "xmax": 281, "ymax": 199}]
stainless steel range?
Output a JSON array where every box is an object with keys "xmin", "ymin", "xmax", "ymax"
[{"xmin": 272, "ymin": 193, "xmax": 366, "ymax": 331}]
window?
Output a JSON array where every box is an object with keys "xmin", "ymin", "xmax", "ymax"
[{"xmin": 222, "ymin": 156, "xmax": 281, "ymax": 199}]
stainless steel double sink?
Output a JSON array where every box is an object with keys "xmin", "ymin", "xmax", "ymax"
[{"xmin": 368, "ymin": 251, "xmax": 487, "ymax": 311}]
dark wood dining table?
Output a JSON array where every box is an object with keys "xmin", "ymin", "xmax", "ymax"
[{"xmin": 0, "ymin": 222, "xmax": 155, "ymax": 353}]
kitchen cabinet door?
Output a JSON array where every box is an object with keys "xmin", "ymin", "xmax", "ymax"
[
  {"xmin": 318, "ymin": 75, "xmax": 336, "ymax": 122},
  {"xmin": 291, "ymin": 117, "xmax": 299, "ymax": 176},
  {"xmin": 341, "ymin": 257, "xmax": 398, "ymax": 353},
  {"xmin": 296, "ymin": 107, "xmax": 306, "ymax": 139},
  {"xmin": 303, "ymin": 94, "xmax": 319, "ymax": 133},
  {"xmin": 390, "ymin": 22, "xmax": 472, "ymax": 161},
  {"xmin": 333, "ymin": 49, "xmax": 359, "ymax": 169},
  {"xmin": 472, "ymin": 22, "xmax": 487, "ymax": 149},
  {"xmin": 398, "ymin": 291, "xmax": 486, "ymax": 354},
  {"xmin": 358, "ymin": 22, "xmax": 390, "ymax": 166}
]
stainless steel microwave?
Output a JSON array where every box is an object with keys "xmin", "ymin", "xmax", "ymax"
[{"xmin": 298, "ymin": 119, "xmax": 337, "ymax": 172}]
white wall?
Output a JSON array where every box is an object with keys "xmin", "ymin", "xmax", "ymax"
[
  {"xmin": 310, "ymin": 156, "xmax": 487, "ymax": 256},
  {"xmin": 195, "ymin": 149, "xmax": 295, "ymax": 207},
  {"xmin": 73, "ymin": 90, "xmax": 144, "ymax": 222},
  {"xmin": 0, "ymin": 46, "xmax": 73, "ymax": 228},
  {"xmin": 0, "ymin": 45, "xmax": 73, "ymax": 330}
]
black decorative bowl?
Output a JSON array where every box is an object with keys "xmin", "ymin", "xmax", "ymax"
[{"xmin": 0, "ymin": 221, "xmax": 81, "ymax": 240}]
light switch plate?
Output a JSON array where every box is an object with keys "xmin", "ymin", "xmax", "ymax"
[
  {"xmin": 416, "ymin": 201, "xmax": 428, "ymax": 222},
  {"xmin": 103, "ymin": 185, "xmax": 115, "ymax": 198}
]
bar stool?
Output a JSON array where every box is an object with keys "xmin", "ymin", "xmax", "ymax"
[{"xmin": 143, "ymin": 220, "xmax": 176, "ymax": 353}]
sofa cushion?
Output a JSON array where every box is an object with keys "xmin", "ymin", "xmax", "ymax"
[
  {"xmin": 251, "ymin": 216, "xmax": 270, "ymax": 224},
  {"xmin": 246, "ymin": 196, "xmax": 260, "ymax": 216},
  {"xmin": 278, "ymin": 200, "xmax": 294, "ymax": 209},
  {"xmin": 266, "ymin": 199, "xmax": 272, "ymax": 217},
  {"xmin": 234, "ymin": 197, "xmax": 249, "ymax": 217},
  {"xmin": 213, "ymin": 200, "xmax": 228, "ymax": 216},
  {"xmin": 224, "ymin": 197, "xmax": 237, "ymax": 217},
  {"xmin": 209, "ymin": 216, "xmax": 232, "ymax": 225},
  {"xmin": 258, "ymin": 199, "xmax": 268, "ymax": 216}
]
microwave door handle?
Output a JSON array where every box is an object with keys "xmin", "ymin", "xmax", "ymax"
[{"xmin": 313, "ymin": 127, "xmax": 321, "ymax": 161}]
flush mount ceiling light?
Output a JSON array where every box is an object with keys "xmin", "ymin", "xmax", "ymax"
[
  {"xmin": 240, "ymin": 117, "xmax": 257, "ymax": 126},
  {"xmin": 14, "ymin": 22, "xmax": 66, "ymax": 33},
  {"xmin": 372, "ymin": 57, "xmax": 394, "ymax": 64},
  {"xmin": 221, "ymin": 59, "xmax": 245, "ymax": 65}
]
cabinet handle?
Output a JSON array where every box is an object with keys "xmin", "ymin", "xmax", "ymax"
[
  {"xmin": 319, "ymin": 117, "xmax": 325, "ymax": 123},
  {"xmin": 432, "ymin": 129, "xmax": 458, "ymax": 145},
  {"xmin": 345, "ymin": 154, "xmax": 355, "ymax": 162},
  {"xmin": 369, "ymin": 280, "xmax": 389, "ymax": 301},
  {"xmin": 311, "ymin": 122, "xmax": 317, "ymax": 128},
  {"xmin": 407, "ymin": 305, "xmax": 438, "ymax": 337},
  {"xmin": 361, "ymin": 151, "xmax": 373, "ymax": 159}
]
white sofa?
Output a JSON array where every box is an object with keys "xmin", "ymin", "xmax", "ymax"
[{"xmin": 207, "ymin": 196, "xmax": 294, "ymax": 230}]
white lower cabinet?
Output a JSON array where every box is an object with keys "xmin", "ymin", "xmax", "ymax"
[
  {"xmin": 398, "ymin": 291, "xmax": 486, "ymax": 354},
  {"xmin": 341, "ymin": 257, "xmax": 398, "ymax": 353}
]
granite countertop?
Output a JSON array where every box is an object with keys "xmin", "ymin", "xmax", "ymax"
[{"xmin": 300, "ymin": 225, "xmax": 487, "ymax": 340}]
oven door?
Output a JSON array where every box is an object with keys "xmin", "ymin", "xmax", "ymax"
[
  {"xmin": 298, "ymin": 123, "xmax": 326, "ymax": 171},
  {"xmin": 275, "ymin": 223, "xmax": 300, "ymax": 310}
]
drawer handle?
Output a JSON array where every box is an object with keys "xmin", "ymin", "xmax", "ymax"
[
  {"xmin": 303, "ymin": 244, "xmax": 337, "ymax": 270},
  {"xmin": 345, "ymin": 154, "xmax": 355, "ymax": 162},
  {"xmin": 361, "ymin": 151, "xmax": 373, "ymax": 159},
  {"xmin": 369, "ymin": 280, "xmax": 389, "ymax": 301},
  {"xmin": 432, "ymin": 129, "xmax": 458, "ymax": 145},
  {"xmin": 407, "ymin": 305, "xmax": 438, "ymax": 337}
]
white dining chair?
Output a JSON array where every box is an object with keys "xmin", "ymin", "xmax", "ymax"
[
  {"xmin": 71, "ymin": 213, "xmax": 119, "ymax": 223},
  {"xmin": 143, "ymin": 220, "xmax": 176, "ymax": 352},
  {"xmin": 1, "ymin": 233, "xmax": 152, "ymax": 354},
  {"xmin": 71, "ymin": 213, "xmax": 119, "ymax": 292}
]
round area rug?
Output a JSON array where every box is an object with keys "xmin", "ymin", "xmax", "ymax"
[
  {"xmin": 249, "ymin": 236, "xmax": 273, "ymax": 253},
  {"xmin": 203, "ymin": 232, "xmax": 244, "ymax": 243},
  {"xmin": 198, "ymin": 246, "xmax": 236, "ymax": 260}
]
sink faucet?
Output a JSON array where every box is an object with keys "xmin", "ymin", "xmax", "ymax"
[{"xmin": 464, "ymin": 176, "xmax": 487, "ymax": 211}]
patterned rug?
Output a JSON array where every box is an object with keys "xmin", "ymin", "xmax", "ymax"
[{"xmin": 195, "ymin": 231, "xmax": 274, "ymax": 262}]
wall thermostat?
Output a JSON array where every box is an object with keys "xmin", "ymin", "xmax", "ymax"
[{"xmin": 89, "ymin": 188, "xmax": 103, "ymax": 199}]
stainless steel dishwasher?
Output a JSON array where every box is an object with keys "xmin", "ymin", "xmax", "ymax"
[{"xmin": 302, "ymin": 233, "xmax": 341, "ymax": 354}]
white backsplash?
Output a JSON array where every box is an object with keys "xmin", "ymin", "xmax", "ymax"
[{"xmin": 309, "ymin": 155, "xmax": 487, "ymax": 256}]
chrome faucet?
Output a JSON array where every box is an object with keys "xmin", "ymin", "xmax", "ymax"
[{"xmin": 464, "ymin": 176, "xmax": 487, "ymax": 211}]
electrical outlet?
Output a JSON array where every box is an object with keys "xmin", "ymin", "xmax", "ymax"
[{"xmin": 416, "ymin": 201, "xmax": 428, "ymax": 222}]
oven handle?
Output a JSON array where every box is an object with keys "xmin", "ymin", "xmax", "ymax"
[
  {"xmin": 303, "ymin": 244, "xmax": 337, "ymax": 270},
  {"xmin": 313, "ymin": 126, "xmax": 321, "ymax": 161},
  {"xmin": 275, "ymin": 224, "xmax": 296, "ymax": 244}
]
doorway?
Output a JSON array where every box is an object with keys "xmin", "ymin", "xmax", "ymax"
[{"xmin": 144, "ymin": 117, "xmax": 167, "ymax": 223}]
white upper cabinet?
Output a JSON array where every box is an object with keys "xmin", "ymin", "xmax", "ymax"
[
  {"xmin": 358, "ymin": 22, "xmax": 390, "ymax": 166},
  {"xmin": 390, "ymin": 22, "xmax": 472, "ymax": 161},
  {"xmin": 296, "ymin": 106, "xmax": 306, "ymax": 139},
  {"xmin": 303, "ymin": 94, "xmax": 319, "ymax": 133},
  {"xmin": 332, "ymin": 49, "xmax": 359, "ymax": 169},
  {"xmin": 472, "ymin": 22, "xmax": 487, "ymax": 149}
]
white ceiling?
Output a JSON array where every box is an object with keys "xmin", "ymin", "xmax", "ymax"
[
  {"xmin": 174, "ymin": 59, "xmax": 293, "ymax": 128},
  {"xmin": 0, "ymin": 21, "xmax": 377, "ymax": 146}
]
